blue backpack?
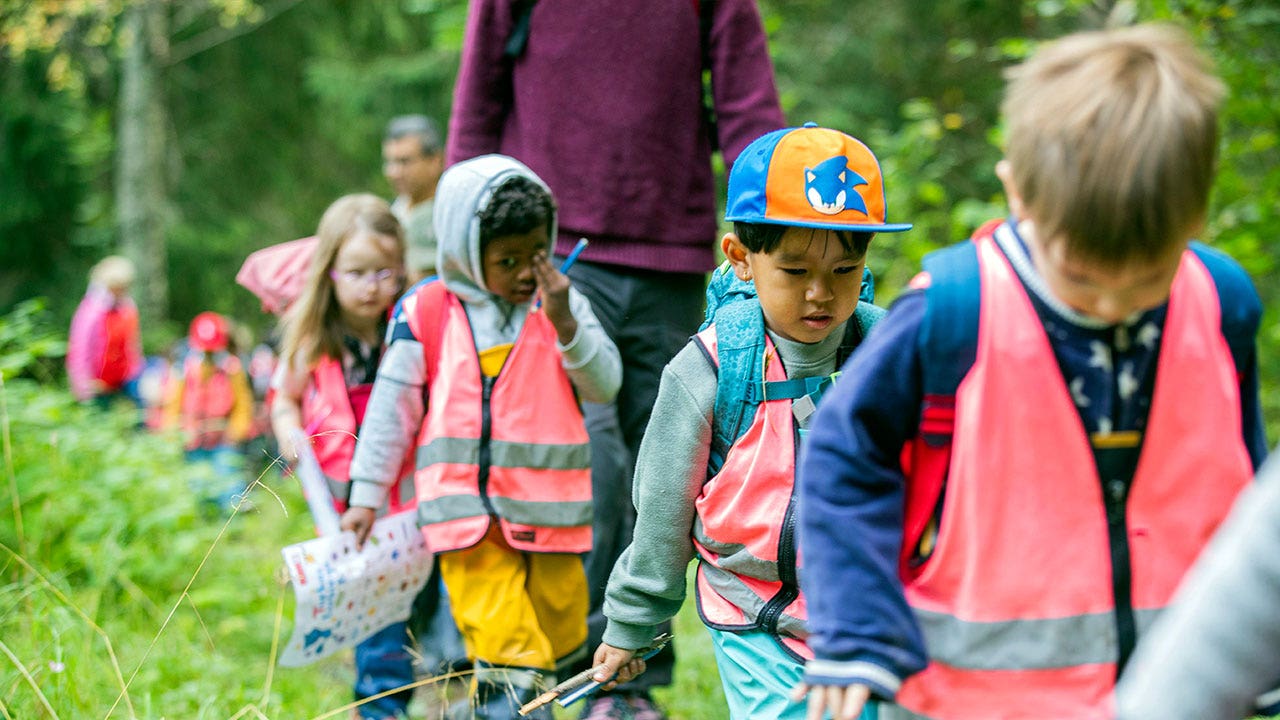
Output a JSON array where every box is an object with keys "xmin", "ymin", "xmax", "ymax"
[{"xmin": 695, "ymin": 262, "xmax": 884, "ymax": 475}]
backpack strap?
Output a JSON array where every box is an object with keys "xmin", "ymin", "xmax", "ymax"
[
  {"xmin": 918, "ymin": 237, "xmax": 983, "ymax": 399},
  {"xmin": 403, "ymin": 280, "xmax": 451, "ymax": 387},
  {"xmin": 503, "ymin": 0, "xmax": 538, "ymax": 59},
  {"xmin": 701, "ymin": 299, "xmax": 767, "ymax": 475},
  {"xmin": 694, "ymin": 0, "xmax": 719, "ymax": 151},
  {"xmin": 1189, "ymin": 240, "xmax": 1263, "ymax": 376},
  {"xmin": 700, "ymin": 296, "xmax": 885, "ymax": 477},
  {"xmin": 901, "ymin": 225, "xmax": 988, "ymax": 569}
]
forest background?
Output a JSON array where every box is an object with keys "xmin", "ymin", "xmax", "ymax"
[{"xmin": 1, "ymin": 0, "xmax": 1278, "ymax": 718}]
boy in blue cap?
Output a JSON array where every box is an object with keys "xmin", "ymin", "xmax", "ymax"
[{"xmin": 590, "ymin": 124, "xmax": 911, "ymax": 720}]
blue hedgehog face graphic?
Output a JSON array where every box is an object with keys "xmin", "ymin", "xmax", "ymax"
[{"xmin": 804, "ymin": 156, "xmax": 868, "ymax": 216}]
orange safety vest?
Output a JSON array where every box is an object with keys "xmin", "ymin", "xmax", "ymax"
[
  {"xmin": 691, "ymin": 323, "xmax": 810, "ymax": 660},
  {"xmin": 895, "ymin": 232, "xmax": 1253, "ymax": 719},
  {"xmin": 179, "ymin": 353, "xmax": 240, "ymax": 450},
  {"xmin": 405, "ymin": 283, "xmax": 592, "ymax": 554},
  {"xmin": 300, "ymin": 357, "xmax": 414, "ymax": 515}
]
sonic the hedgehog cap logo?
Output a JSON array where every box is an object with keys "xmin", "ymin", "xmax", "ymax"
[{"xmin": 725, "ymin": 122, "xmax": 912, "ymax": 233}]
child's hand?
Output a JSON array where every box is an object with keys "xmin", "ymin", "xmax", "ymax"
[
  {"xmin": 791, "ymin": 681, "xmax": 871, "ymax": 720},
  {"xmin": 531, "ymin": 252, "xmax": 577, "ymax": 344},
  {"xmin": 340, "ymin": 506, "xmax": 377, "ymax": 549},
  {"xmin": 591, "ymin": 643, "xmax": 647, "ymax": 690},
  {"xmin": 276, "ymin": 431, "xmax": 300, "ymax": 464}
]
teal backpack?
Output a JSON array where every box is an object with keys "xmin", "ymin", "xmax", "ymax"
[{"xmin": 695, "ymin": 262, "xmax": 885, "ymax": 475}]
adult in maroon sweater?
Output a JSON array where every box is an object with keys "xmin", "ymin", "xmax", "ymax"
[{"xmin": 446, "ymin": 1, "xmax": 783, "ymax": 716}]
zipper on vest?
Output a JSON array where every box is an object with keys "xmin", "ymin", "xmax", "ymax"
[
  {"xmin": 477, "ymin": 375, "xmax": 498, "ymax": 517},
  {"xmin": 1101, "ymin": 467, "xmax": 1137, "ymax": 676},
  {"xmin": 758, "ymin": 488, "xmax": 800, "ymax": 636}
]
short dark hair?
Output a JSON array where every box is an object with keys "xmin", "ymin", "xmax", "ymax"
[
  {"xmin": 384, "ymin": 115, "xmax": 442, "ymax": 156},
  {"xmin": 733, "ymin": 221, "xmax": 872, "ymax": 258},
  {"xmin": 478, "ymin": 176, "xmax": 556, "ymax": 251}
]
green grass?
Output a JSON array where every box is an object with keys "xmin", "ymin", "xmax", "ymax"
[{"xmin": 0, "ymin": 379, "xmax": 727, "ymax": 719}]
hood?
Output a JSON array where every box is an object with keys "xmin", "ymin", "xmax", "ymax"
[{"xmin": 433, "ymin": 154, "xmax": 557, "ymax": 307}]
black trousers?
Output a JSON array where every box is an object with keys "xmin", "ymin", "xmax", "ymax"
[{"xmin": 565, "ymin": 259, "xmax": 706, "ymax": 691}]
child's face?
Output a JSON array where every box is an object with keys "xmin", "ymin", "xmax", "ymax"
[
  {"xmin": 1028, "ymin": 234, "xmax": 1185, "ymax": 324},
  {"xmin": 481, "ymin": 226, "xmax": 549, "ymax": 305},
  {"xmin": 331, "ymin": 229, "xmax": 403, "ymax": 325},
  {"xmin": 726, "ymin": 227, "xmax": 866, "ymax": 344}
]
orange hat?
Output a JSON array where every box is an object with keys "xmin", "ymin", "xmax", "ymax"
[
  {"xmin": 189, "ymin": 312, "xmax": 229, "ymax": 352},
  {"xmin": 725, "ymin": 123, "xmax": 912, "ymax": 233}
]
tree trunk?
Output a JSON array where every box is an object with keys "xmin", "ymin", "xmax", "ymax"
[{"xmin": 116, "ymin": 0, "xmax": 169, "ymax": 325}]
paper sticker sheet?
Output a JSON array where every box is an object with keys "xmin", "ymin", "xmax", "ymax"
[{"xmin": 278, "ymin": 511, "xmax": 433, "ymax": 667}]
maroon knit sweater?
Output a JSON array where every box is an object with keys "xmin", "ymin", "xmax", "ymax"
[{"xmin": 446, "ymin": 0, "xmax": 784, "ymax": 274}]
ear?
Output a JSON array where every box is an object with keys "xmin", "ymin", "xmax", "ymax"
[
  {"xmin": 995, "ymin": 159, "xmax": 1026, "ymax": 220},
  {"xmin": 721, "ymin": 233, "xmax": 752, "ymax": 280}
]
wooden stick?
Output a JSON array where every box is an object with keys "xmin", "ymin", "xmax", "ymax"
[{"xmin": 518, "ymin": 664, "xmax": 603, "ymax": 716}]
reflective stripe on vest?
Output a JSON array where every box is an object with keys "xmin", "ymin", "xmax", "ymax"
[
  {"xmin": 692, "ymin": 323, "xmax": 808, "ymax": 659},
  {"xmin": 896, "ymin": 231, "xmax": 1253, "ymax": 720},
  {"xmin": 180, "ymin": 354, "xmax": 239, "ymax": 450},
  {"xmin": 410, "ymin": 290, "xmax": 591, "ymax": 553},
  {"xmin": 301, "ymin": 357, "xmax": 414, "ymax": 515}
]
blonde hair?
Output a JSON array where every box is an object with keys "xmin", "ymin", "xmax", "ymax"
[
  {"xmin": 278, "ymin": 194, "xmax": 404, "ymax": 370},
  {"xmin": 1002, "ymin": 24, "xmax": 1223, "ymax": 263},
  {"xmin": 90, "ymin": 255, "xmax": 136, "ymax": 290}
]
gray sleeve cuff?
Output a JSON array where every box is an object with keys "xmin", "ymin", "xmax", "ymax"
[
  {"xmin": 803, "ymin": 659, "xmax": 903, "ymax": 700},
  {"xmin": 601, "ymin": 619, "xmax": 661, "ymax": 652},
  {"xmin": 346, "ymin": 479, "xmax": 389, "ymax": 509}
]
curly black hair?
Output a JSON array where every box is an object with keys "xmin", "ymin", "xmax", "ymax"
[{"xmin": 478, "ymin": 176, "xmax": 556, "ymax": 250}]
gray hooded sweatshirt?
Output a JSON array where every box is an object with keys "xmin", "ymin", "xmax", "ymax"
[{"xmin": 347, "ymin": 155, "xmax": 621, "ymax": 510}]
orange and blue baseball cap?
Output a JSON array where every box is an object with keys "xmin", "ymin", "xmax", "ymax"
[{"xmin": 725, "ymin": 123, "xmax": 912, "ymax": 233}]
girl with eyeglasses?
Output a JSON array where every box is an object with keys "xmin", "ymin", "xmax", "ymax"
[{"xmin": 269, "ymin": 193, "xmax": 422, "ymax": 718}]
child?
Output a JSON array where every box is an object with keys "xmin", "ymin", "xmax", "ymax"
[
  {"xmin": 591, "ymin": 125, "xmax": 912, "ymax": 720},
  {"xmin": 163, "ymin": 311, "xmax": 254, "ymax": 513},
  {"xmin": 340, "ymin": 154, "xmax": 621, "ymax": 720},
  {"xmin": 794, "ymin": 25, "xmax": 1268, "ymax": 720},
  {"xmin": 268, "ymin": 194, "xmax": 424, "ymax": 719},
  {"xmin": 67, "ymin": 255, "xmax": 143, "ymax": 408}
]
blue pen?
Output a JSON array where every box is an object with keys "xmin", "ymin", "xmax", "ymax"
[
  {"xmin": 559, "ymin": 237, "xmax": 590, "ymax": 272},
  {"xmin": 535, "ymin": 238, "xmax": 589, "ymax": 309}
]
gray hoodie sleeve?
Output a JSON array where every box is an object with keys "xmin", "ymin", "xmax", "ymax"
[
  {"xmin": 558, "ymin": 287, "xmax": 621, "ymax": 404},
  {"xmin": 601, "ymin": 341, "xmax": 715, "ymax": 650},
  {"xmin": 347, "ymin": 340, "xmax": 426, "ymax": 509},
  {"xmin": 1115, "ymin": 451, "xmax": 1280, "ymax": 720}
]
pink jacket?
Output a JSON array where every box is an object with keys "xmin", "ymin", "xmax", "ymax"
[{"xmin": 67, "ymin": 284, "xmax": 143, "ymax": 400}]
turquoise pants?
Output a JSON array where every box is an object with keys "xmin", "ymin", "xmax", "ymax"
[{"xmin": 706, "ymin": 626, "xmax": 877, "ymax": 720}]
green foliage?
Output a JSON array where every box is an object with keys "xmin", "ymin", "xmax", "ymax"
[
  {"xmin": 0, "ymin": 379, "xmax": 358, "ymax": 718},
  {"xmin": 0, "ymin": 375, "xmax": 731, "ymax": 718},
  {"xmin": 0, "ymin": 298, "xmax": 67, "ymax": 384}
]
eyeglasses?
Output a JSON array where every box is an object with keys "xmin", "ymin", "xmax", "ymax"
[{"xmin": 330, "ymin": 268, "xmax": 400, "ymax": 287}]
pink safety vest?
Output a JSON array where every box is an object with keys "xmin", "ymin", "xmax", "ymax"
[
  {"xmin": 405, "ymin": 284, "xmax": 592, "ymax": 554},
  {"xmin": 179, "ymin": 353, "xmax": 240, "ymax": 450},
  {"xmin": 896, "ymin": 232, "xmax": 1253, "ymax": 720},
  {"xmin": 692, "ymin": 324, "xmax": 810, "ymax": 660},
  {"xmin": 300, "ymin": 357, "xmax": 414, "ymax": 515}
]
